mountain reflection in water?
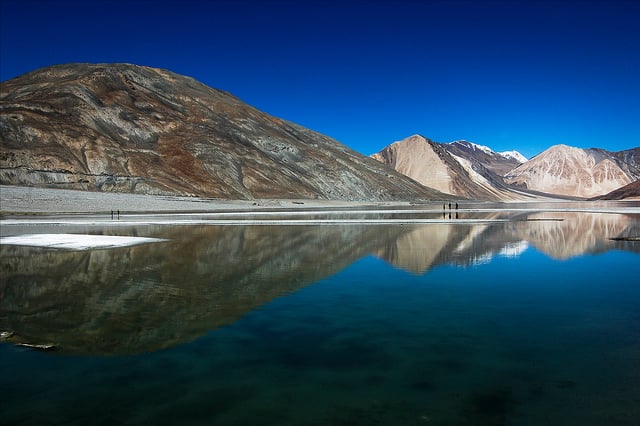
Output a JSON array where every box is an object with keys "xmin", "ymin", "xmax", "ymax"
[{"xmin": 1, "ymin": 211, "xmax": 639, "ymax": 355}]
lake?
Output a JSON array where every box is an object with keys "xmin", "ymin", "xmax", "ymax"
[{"xmin": 1, "ymin": 204, "xmax": 639, "ymax": 425}]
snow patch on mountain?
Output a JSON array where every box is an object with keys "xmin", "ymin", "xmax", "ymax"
[
  {"xmin": 450, "ymin": 140, "xmax": 494, "ymax": 155},
  {"xmin": 499, "ymin": 150, "xmax": 528, "ymax": 163},
  {"xmin": 450, "ymin": 140, "xmax": 527, "ymax": 163}
]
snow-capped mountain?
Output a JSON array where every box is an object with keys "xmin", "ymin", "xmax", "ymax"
[
  {"xmin": 499, "ymin": 150, "xmax": 528, "ymax": 163},
  {"xmin": 449, "ymin": 141, "xmax": 527, "ymax": 163},
  {"xmin": 450, "ymin": 140, "xmax": 495, "ymax": 155},
  {"xmin": 446, "ymin": 140, "xmax": 526, "ymax": 177}
]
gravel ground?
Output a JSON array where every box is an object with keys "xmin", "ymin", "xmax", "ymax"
[{"xmin": 0, "ymin": 185, "xmax": 396, "ymax": 214}]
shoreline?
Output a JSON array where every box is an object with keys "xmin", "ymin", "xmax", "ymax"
[
  {"xmin": 2, "ymin": 185, "xmax": 639, "ymax": 217},
  {"xmin": 0, "ymin": 185, "xmax": 404, "ymax": 215}
]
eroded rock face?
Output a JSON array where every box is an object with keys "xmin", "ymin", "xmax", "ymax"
[
  {"xmin": 0, "ymin": 63, "xmax": 444, "ymax": 201},
  {"xmin": 504, "ymin": 145, "xmax": 640, "ymax": 198}
]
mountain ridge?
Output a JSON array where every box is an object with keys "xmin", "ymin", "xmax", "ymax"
[
  {"xmin": 372, "ymin": 135, "xmax": 639, "ymax": 200},
  {"xmin": 2, "ymin": 63, "xmax": 638, "ymax": 202}
]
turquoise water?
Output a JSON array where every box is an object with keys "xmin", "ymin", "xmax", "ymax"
[{"xmin": 1, "ymin": 212, "xmax": 639, "ymax": 425}]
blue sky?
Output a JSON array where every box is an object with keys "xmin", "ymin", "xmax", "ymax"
[{"xmin": 1, "ymin": 0, "xmax": 638, "ymax": 158}]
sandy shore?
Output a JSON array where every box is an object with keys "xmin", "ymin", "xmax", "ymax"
[
  {"xmin": 0, "ymin": 185, "xmax": 399, "ymax": 214},
  {"xmin": 2, "ymin": 185, "xmax": 639, "ymax": 217}
]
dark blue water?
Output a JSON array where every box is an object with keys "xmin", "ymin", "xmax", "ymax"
[{"xmin": 1, "ymin": 214, "xmax": 639, "ymax": 425}]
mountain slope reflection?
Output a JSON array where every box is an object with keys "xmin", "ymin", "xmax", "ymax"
[
  {"xmin": 1, "ymin": 212, "xmax": 638, "ymax": 355},
  {"xmin": 514, "ymin": 212, "xmax": 640, "ymax": 259},
  {"xmin": 376, "ymin": 212, "xmax": 639, "ymax": 273},
  {"xmin": 1, "ymin": 225, "xmax": 406, "ymax": 355}
]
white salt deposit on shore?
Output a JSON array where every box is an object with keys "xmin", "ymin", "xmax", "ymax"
[{"xmin": 0, "ymin": 233, "xmax": 167, "ymax": 250}]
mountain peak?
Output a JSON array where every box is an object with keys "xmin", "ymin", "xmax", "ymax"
[
  {"xmin": 396, "ymin": 134, "xmax": 434, "ymax": 144},
  {"xmin": 499, "ymin": 150, "xmax": 528, "ymax": 163}
]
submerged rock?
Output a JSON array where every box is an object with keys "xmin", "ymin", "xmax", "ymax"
[{"xmin": 14, "ymin": 342, "xmax": 58, "ymax": 352}]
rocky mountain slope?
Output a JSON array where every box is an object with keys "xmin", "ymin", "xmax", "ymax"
[
  {"xmin": 371, "ymin": 135, "xmax": 531, "ymax": 200},
  {"xmin": 446, "ymin": 140, "xmax": 525, "ymax": 176},
  {"xmin": 373, "ymin": 135, "xmax": 639, "ymax": 200},
  {"xmin": 0, "ymin": 63, "xmax": 445, "ymax": 201},
  {"xmin": 505, "ymin": 145, "xmax": 640, "ymax": 198}
]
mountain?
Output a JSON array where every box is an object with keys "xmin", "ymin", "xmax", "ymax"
[
  {"xmin": 0, "ymin": 63, "xmax": 445, "ymax": 201},
  {"xmin": 373, "ymin": 135, "xmax": 640, "ymax": 200},
  {"xmin": 504, "ymin": 145, "xmax": 640, "ymax": 198},
  {"xmin": 370, "ymin": 135, "xmax": 533, "ymax": 200},
  {"xmin": 446, "ymin": 140, "xmax": 526, "ymax": 176}
]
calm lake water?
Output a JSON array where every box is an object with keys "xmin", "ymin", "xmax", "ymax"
[{"xmin": 1, "ymin": 205, "xmax": 640, "ymax": 425}]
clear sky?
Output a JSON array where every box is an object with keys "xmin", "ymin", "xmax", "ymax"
[{"xmin": 1, "ymin": 0, "xmax": 639, "ymax": 158}]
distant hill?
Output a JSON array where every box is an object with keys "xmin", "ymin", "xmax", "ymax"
[
  {"xmin": 371, "ymin": 135, "xmax": 533, "ymax": 200},
  {"xmin": 505, "ymin": 145, "xmax": 640, "ymax": 198},
  {"xmin": 373, "ymin": 135, "xmax": 640, "ymax": 200},
  {"xmin": 0, "ymin": 63, "xmax": 446, "ymax": 201}
]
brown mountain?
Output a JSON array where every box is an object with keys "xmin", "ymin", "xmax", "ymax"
[
  {"xmin": 0, "ymin": 63, "xmax": 444, "ymax": 201},
  {"xmin": 505, "ymin": 145, "xmax": 640, "ymax": 198},
  {"xmin": 370, "ymin": 134, "xmax": 535, "ymax": 200}
]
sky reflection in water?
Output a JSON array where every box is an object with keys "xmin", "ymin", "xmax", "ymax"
[{"xmin": 1, "ymin": 210, "xmax": 639, "ymax": 425}]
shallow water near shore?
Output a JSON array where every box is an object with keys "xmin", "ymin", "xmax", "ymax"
[{"xmin": 1, "ymin": 206, "xmax": 640, "ymax": 425}]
